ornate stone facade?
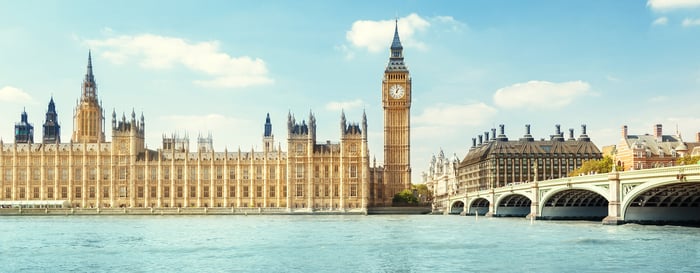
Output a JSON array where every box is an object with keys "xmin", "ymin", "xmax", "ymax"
[
  {"xmin": 422, "ymin": 149, "xmax": 459, "ymax": 209},
  {"xmin": 0, "ymin": 26, "xmax": 411, "ymax": 210}
]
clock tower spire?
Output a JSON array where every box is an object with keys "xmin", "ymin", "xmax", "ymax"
[{"xmin": 381, "ymin": 19, "xmax": 412, "ymax": 205}]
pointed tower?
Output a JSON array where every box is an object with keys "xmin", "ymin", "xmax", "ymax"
[
  {"xmin": 14, "ymin": 108, "xmax": 34, "ymax": 143},
  {"xmin": 382, "ymin": 19, "xmax": 412, "ymax": 204},
  {"xmin": 263, "ymin": 113, "xmax": 275, "ymax": 152},
  {"xmin": 72, "ymin": 51, "xmax": 105, "ymax": 143},
  {"xmin": 42, "ymin": 97, "xmax": 61, "ymax": 143}
]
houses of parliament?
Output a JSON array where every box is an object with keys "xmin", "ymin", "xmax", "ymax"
[{"xmin": 0, "ymin": 24, "xmax": 412, "ymax": 211}]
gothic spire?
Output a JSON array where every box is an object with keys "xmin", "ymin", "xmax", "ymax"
[
  {"xmin": 264, "ymin": 113, "xmax": 272, "ymax": 137},
  {"xmin": 391, "ymin": 19, "xmax": 403, "ymax": 50},
  {"xmin": 386, "ymin": 18, "xmax": 407, "ymax": 71},
  {"xmin": 86, "ymin": 50, "xmax": 94, "ymax": 83}
]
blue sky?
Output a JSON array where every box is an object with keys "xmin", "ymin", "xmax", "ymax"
[{"xmin": 2, "ymin": 0, "xmax": 700, "ymax": 183}]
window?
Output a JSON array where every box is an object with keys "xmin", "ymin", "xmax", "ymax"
[
  {"xmin": 89, "ymin": 187, "xmax": 95, "ymax": 198},
  {"xmin": 296, "ymin": 164, "xmax": 304, "ymax": 178},
  {"xmin": 177, "ymin": 167, "xmax": 183, "ymax": 179},
  {"xmin": 119, "ymin": 167, "xmax": 127, "ymax": 180},
  {"xmin": 119, "ymin": 186, "xmax": 128, "ymax": 198},
  {"xmin": 32, "ymin": 169, "xmax": 40, "ymax": 181},
  {"xmin": 150, "ymin": 169, "xmax": 157, "ymax": 180},
  {"xmin": 256, "ymin": 166, "xmax": 263, "ymax": 179},
  {"xmin": 296, "ymin": 144, "xmax": 304, "ymax": 153},
  {"xmin": 163, "ymin": 167, "xmax": 170, "ymax": 180},
  {"xmin": 89, "ymin": 168, "xmax": 97, "ymax": 180},
  {"xmin": 324, "ymin": 166, "xmax": 329, "ymax": 178},
  {"xmin": 150, "ymin": 186, "xmax": 157, "ymax": 198},
  {"xmin": 19, "ymin": 187, "xmax": 25, "ymax": 199},
  {"xmin": 349, "ymin": 165, "xmax": 358, "ymax": 178},
  {"xmin": 243, "ymin": 169, "xmax": 249, "ymax": 179},
  {"xmin": 269, "ymin": 167, "xmax": 276, "ymax": 179},
  {"xmin": 47, "ymin": 169, "xmax": 54, "ymax": 181},
  {"xmin": 243, "ymin": 186, "xmax": 249, "ymax": 197},
  {"xmin": 47, "ymin": 187, "xmax": 54, "ymax": 199},
  {"xmin": 334, "ymin": 185, "xmax": 339, "ymax": 197},
  {"xmin": 103, "ymin": 186, "xmax": 110, "ymax": 198},
  {"xmin": 350, "ymin": 144, "xmax": 357, "ymax": 153},
  {"xmin": 216, "ymin": 186, "xmax": 223, "ymax": 198},
  {"xmin": 202, "ymin": 167, "xmax": 210, "ymax": 180},
  {"xmin": 103, "ymin": 168, "xmax": 110, "ymax": 180},
  {"xmin": 216, "ymin": 167, "xmax": 223, "ymax": 180},
  {"xmin": 269, "ymin": 186, "xmax": 275, "ymax": 198},
  {"xmin": 163, "ymin": 186, "xmax": 170, "ymax": 198},
  {"xmin": 283, "ymin": 186, "xmax": 287, "ymax": 198},
  {"xmin": 74, "ymin": 168, "xmax": 82, "ymax": 180},
  {"xmin": 203, "ymin": 186, "xmax": 210, "ymax": 198},
  {"xmin": 4, "ymin": 170, "xmax": 11, "ymax": 182},
  {"xmin": 137, "ymin": 187, "xmax": 144, "ymax": 198},
  {"xmin": 315, "ymin": 185, "xmax": 320, "ymax": 197},
  {"xmin": 74, "ymin": 186, "xmax": 82, "ymax": 198},
  {"xmin": 350, "ymin": 184, "xmax": 358, "ymax": 197},
  {"xmin": 324, "ymin": 185, "xmax": 330, "ymax": 197},
  {"xmin": 61, "ymin": 169, "xmax": 68, "ymax": 181},
  {"xmin": 256, "ymin": 186, "xmax": 262, "ymax": 197},
  {"xmin": 61, "ymin": 187, "xmax": 68, "ymax": 198},
  {"xmin": 33, "ymin": 187, "xmax": 39, "ymax": 199},
  {"xmin": 314, "ymin": 166, "xmax": 320, "ymax": 178},
  {"xmin": 295, "ymin": 184, "xmax": 304, "ymax": 197},
  {"xmin": 189, "ymin": 167, "xmax": 197, "ymax": 180},
  {"xmin": 190, "ymin": 186, "xmax": 197, "ymax": 198}
]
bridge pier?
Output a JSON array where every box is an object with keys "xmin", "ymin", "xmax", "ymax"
[
  {"xmin": 526, "ymin": 182, "xmax": 539, "ymax": 220},
  {"xmin": 602, "ymin": 171, "xmax": 624, "ymax": 225},
  {"xmin": 485, "ymin": 189, "xmax": 496, "ymax": 217}
]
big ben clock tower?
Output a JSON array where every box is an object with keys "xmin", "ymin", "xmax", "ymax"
[{"xmin": 382, "ymin": 20, "xmax": 411, "ymax": 204}]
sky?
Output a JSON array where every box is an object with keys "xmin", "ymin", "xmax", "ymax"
[{"xmin": 2, "ymin": 0, "xmax": 700, "ymax": 184}]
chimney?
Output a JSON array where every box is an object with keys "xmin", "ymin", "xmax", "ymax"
[
  {"xmin": 555, "ymin": 124, "xmax": 561, "ymax": 135},
  {"xmin": 491, "ymin": 128, "xmax": 497, "ymax": 141},
  {"xmin": 526, "ymin": 124, "xmax": 531, "ymax": 135},
  {"xmin": 484, "ymin": 132, "xmax": 489, "ymax": 142},
  {"xmin": 478, "ymin": 135, "xmax": 483, "ymax": 145},
  {"xmin": 472, "ymin": 138, "xmax": 476, "ymax": 147},
  {"xmin": 622, "ymin": 125, "xmax": 628, "ymax": 138},
  {"xmin": 655, "ymin": 124, "xmax": 662, "ymax": 141},
  {"xmin": 568, "ymin": 128, "xmax": 575, "ymax": 141},
  {"xmin": 696, "ymin": 132, "xmax": 700, "ymax": 143}
]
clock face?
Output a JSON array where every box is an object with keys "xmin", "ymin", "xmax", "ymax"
[{"xmin": 389, "ymin": 84, "xmax": 405, "ymax": 99}]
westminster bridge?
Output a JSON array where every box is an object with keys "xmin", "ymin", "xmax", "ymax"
[{"xmin": 439, "ymin": 165, "xmax": 700, "ymax": 225}]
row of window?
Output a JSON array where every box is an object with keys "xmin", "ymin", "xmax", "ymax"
[{"xmin": 4, "ymin": 183, "xmax": 363, "ymax": 200}]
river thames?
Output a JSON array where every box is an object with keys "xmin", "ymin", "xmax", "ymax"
[{"xmin": 0, "ymin": 215, "xmax": 698, "ymax": 272}]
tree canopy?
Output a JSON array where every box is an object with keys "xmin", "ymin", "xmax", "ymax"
[{"xmin": 568, "ymin": 156, "xmax": 613, "ymax": 177}]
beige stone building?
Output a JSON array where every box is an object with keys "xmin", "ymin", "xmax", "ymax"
[
  {"xmin": 614, "ymin": 124, "xmax": 700, "ymax": 171},
  {"xmin": 0, "ymin": 24, "xmax": 413, "ymax": 210}
]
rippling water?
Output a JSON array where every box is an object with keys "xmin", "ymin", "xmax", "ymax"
[{"xmin": 0, "ymin": 215, "xmax": 698, "ymax": 272}]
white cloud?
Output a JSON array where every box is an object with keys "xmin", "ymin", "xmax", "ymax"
[
  {"xmin": 345, "ymin": 13, "xmax": 431, "ymax": 53},
  {"xmin": 682, "ymin": 17, "xmax": 700, "ymax": 26},
  {"xmin": 85, "ymin": 34, "xmax": 273, "ymax": 88},
  {"xmin": 415, "ymin": 102, "xmax": 497, "ymax": 127},
  {"xmin": 493, "ymin": 80, "xmax": 592, "ymax": 110},
  {"xmin": 0, "ymin": 86, "xmax": 33, "ymax": 103},
  {"xmin": 325, "ymin": 99, "xmax": 364, "ymax": 111},
  {"xmin": 647, "ymin": 0, "xmax": 700, "ymax": 11},
  {"xmin": 652, "ymin": 16, "xmax": 669, "ymax": 25}
]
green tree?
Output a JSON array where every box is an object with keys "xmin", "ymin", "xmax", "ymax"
[
  {"xmin": 568, "ymin": 156, "xmax": 613, "ymax": 177},
  {"xmin": 411, "ymin": 184, "xmax": 432, "ymax": 202},
  {"xmin": 676, "ymin": 155, "xmax": 700, "ymax": 165},
  {"xmin": 392, "ymin": 189, "xmax": 418, "ymax": 205}
]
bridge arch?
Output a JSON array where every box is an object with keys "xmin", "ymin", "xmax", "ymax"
[
  {"xmin": 468, "ymin": 197, "xmax": 490, "ymax": 216},
  {"xmin": 540, "ymin": 188, "xmax": 608, "ymax": 220},
  {"xmin": 494, "ymin": 193, "xmax": 532, "ymax": 217},
  {"xmin": 449, "ymin": 200, "xmax": 465, "ymax": 215},
  {"xmin": 622, "ymin": 179, "xmax": 700, "ymax": 224}
]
